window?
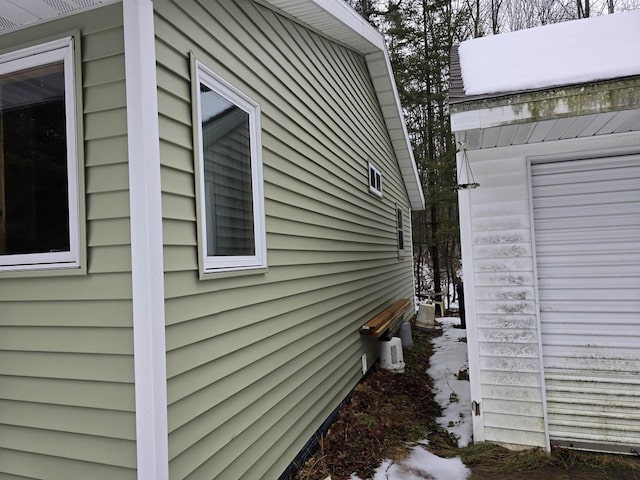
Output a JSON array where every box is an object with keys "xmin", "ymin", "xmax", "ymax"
[
  {"xmin": 194, "ymin": 60, "xmax": 266, "ymax": 273},
  {"xmin": 0, "ymin": 38, "xmax": 80, "ymax": 271},
  {"xmin": 397, "ymin": 207, "xmax": 405, "ymax": 258},
  {"xmin": 368, "ymin": 162, "xmax": 382, "ymax": 197}
]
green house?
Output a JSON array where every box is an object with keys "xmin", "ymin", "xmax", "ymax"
[{"xmin": 0, "ymin": 1, "xmax": 424, "ymax": 478}]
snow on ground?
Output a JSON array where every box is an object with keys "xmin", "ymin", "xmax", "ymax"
[
  {"xmin": 352, "ymin": 317, "xmax": 472, "ymax": 480},
  {"xmin": 427, "ymin": 317, "xmax": 472, "ymax": 448},
  {"xmin": 356, "ymin": 446, "xmax": 470, "ymax": 480},
  {"xmin": 458, "ymin": 8, "xmax": 640, "ymax": 95}
]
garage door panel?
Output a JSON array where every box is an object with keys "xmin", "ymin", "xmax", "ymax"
[
  {"xmin": 543, "ymin": 338, "xmax": 640, "ymax": 353},
  {"xmin": 542, "ymin": 324, "xmax": 640, "ymax": 338},
  {"xmin": 532, "ymin": 189, "xmax": 638, "ymax": 208},
  {"xmin": 537, "ymin": 264, "xmax": 639, "ymax": 278},
  {"xmin": 536, "ymin": 300, "xmax": 640, "ymax": 315},
  {"xmin": 535, "ymin": 240, "xmax": 639, "ymax": 256},
  {"xmin": 538, "ymin": 310, "xmax": 640, "ymax": 324},
  {"xmin": 536, "ymin": 155, "xmax": 638, "ymax": 174},
  {"xmin": 533, "ymin": 287, "xmax": 639, "ymax": 302},
  {"xmin": 533, "ymin": 170, "xmax": 639, "ymax": 191},
  {"xmin": 537, "ymin": 275, "xmax": 637, "ymax": 289},
  {"xmin": 536, "ymin": 225, "xmax": 639, "ymax": 242},
  {"xmin": 536, "ymin": 252, "xmax": 640, "ymax": 269},
  {"xmin": 532, "ymin": 154, "xmax": 640, "ymax": 454},
  {"xmin": 533, "ymin": 214, "xmax": 639, "ymax": 230}
]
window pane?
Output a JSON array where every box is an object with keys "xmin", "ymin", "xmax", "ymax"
[
  {"xmin": 200, "ymin": 83, "xmax": 255, "ymax": 257},
  {"xmin": 397, "ymin": 209, "xmax": 404, "ymax": 251},
  {"xmin": 0, "ymin": 62, "xmax": 69, "ymax": 256}
]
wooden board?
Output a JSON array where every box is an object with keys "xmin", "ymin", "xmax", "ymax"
[{"xmin": 360, "ymin": 298, "xmax": 411, "ymax": 338}]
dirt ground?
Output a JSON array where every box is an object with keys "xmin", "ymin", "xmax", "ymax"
[
  {"xmin": 468, "ymin": 459, "xmax": 640, "ymax": 480},
  {"xmin": 293, "ymin": 323, "xmax": 640, "ymax": 480},
  {"xmin": 461, "ymin": 443, "xmax": 640, "ymax": 480}
]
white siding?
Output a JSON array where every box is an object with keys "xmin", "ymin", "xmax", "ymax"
[
  {"xmin": 460, "ymin": 132, "xmax": 640, "ymax": 451},
  {"xmin": 463, "ymin": 152, "xmax": 547, "ymax": 449}
]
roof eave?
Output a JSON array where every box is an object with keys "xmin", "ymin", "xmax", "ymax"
[{"xmin": 451, "ymin": 76, "xmax": 640, "ymax": 132}]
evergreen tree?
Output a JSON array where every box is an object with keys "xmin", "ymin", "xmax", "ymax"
[{"xmin": 347, "ymin": 0, "xmax": 640, "ymax": 303}]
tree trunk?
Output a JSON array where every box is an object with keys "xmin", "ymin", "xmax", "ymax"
[{"xmin": 577, "ymin": 0, "xmax": 590, "ymax": 18}]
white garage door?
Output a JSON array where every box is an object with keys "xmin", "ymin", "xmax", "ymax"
[{"xmin": 531, "ymin": 154, "xmax": 640, "ymax": 454}]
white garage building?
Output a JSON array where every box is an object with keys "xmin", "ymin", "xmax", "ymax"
[{"xmin": 450, "ymin": 10, "xmax": 640, "ymax": 453}]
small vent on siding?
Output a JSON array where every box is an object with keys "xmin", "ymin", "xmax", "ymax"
[{"xmin": 0, "ymin": 16, "xmax": 18, "ymax": 30}]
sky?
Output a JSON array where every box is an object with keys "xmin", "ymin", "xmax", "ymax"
[
  {"xmin": 352, "ymin": 317, "xmax": 472, "ymax": 480},
  {"xmin": 459, "ymin": 8, "xmax": 640, "ymax": 95}
]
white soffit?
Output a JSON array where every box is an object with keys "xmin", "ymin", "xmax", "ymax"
[
  {"xmin": 263, "ymin": 0, "xmax": 384, "ymax": 54},
  {"xmin": 0, "ymin": 0, "xmax": 117, "ymax": 33}
]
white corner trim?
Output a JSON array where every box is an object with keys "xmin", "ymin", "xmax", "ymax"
[
  {"xmin": 456, "ymin": 148, "xmax": 485, "ymax": 443},
  {"xmin": 123, "ymin": 0, "xmax": 169, "ymax": 479}
]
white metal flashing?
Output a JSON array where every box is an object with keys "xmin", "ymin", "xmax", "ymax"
[
  {"xmin": 451, "ymin": 107, "xmax": 513, "ymax": 132},
  {"xmin": 450, "ymin": 100, "xmax": 569, "ymax": 132},
  {"xmin": 123, "ymin": 0, "xmax": 169, "ymax": 478}
]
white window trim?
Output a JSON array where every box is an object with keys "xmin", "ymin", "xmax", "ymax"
[
  {"xmin": 368, "ymin": 161, "xmax": 382, "ymax": 197},
  {"xmin": 0, "ymin": 37, "xmax": 80, "ymax": 272},
  {"xmin": 194, "ymin": 60, "xmax": 267, "ymax": 273}
]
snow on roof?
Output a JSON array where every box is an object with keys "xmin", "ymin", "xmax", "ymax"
[{"xmin": 458, "ymin": 9, "xmax": 640, "ymax": 96}]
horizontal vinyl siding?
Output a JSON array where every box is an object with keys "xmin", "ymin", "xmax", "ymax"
[
  {"xmin": 0, "ymin": 5, "xmax": 137, "ymax": 480},
  {"xmin": 468, "ymin": 153, "xmax": 547, "ymax": 449},
  {"xmin": 154, "ymin": 1, "xmax": 414, "ymax": 478}
]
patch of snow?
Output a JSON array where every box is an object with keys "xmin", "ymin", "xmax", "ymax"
[
  {"xmin": 458, "ymin": 9, "xmax": 640, "ymax": 95},
  {"xmin": 352, "ymin": 446, "xmax": 470, "ymax": 480},
  {"xmin": 351, "ymin": 317, "xmax": 473, "ymax": 480},
  {"xmin": 428, "ymin": 317, "xmax": 472, "ymax": 447}
]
